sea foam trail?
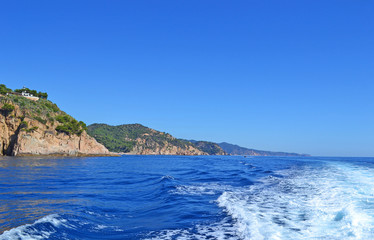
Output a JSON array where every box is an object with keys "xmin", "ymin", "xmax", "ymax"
[{"xmin": 217, "ymin": 162, "xmax": 374, "ymax": 240}]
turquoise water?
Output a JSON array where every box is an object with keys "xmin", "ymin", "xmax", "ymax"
[{"xmin": 1, "ymin": 155, "xmax": 374, "ymax": 239}]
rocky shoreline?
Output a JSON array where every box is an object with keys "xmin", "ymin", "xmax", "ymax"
[{"xmin": 0, "ymin": 94, "xmax": 116, "ymax": 157}]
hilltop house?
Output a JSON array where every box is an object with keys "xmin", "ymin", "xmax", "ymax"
[
  {"xmin": 21, "ymin": 89, "xmax": 39, "ymax": 101},
  {"xmin": 6, "ymin": 87, "xmax": 39, "ymax": 101},
  {"xmin": 22, "ymin": 91, "xmax": 32, "ymax": 97}
]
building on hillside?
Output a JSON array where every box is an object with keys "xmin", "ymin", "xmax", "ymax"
[
  {"xmin": 6, "ymin": 88, "xmax": 39, "ymax": 101},
  {"xmin": 21, "ymin": 91, "xmax": 39, "ymax": 101},
  {"xmin": 21, "ymin": 91, "xmax": 35, "ymax": 97},
  {"xmin": 20, "ymin": 87, "xmax": 39, "ymax": 101}
]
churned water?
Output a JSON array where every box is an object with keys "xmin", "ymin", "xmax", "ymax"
[{"xmin": 1, "ymin": 155, "xmax": 374, "ymax": 239}]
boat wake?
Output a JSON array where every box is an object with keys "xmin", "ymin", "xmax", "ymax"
[{"xmin": 148, "ymin": 161, "xmax": 374, "ymax": 239}]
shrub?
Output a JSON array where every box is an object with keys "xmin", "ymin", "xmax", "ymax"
[
  {"xmin": 79, "ymin": 121, "xmax": 88, "ymax": 131},
  {"xmin": 49, "ymin": 117, "xmax": 55, "ymax": 124},
  {"xmin": 56, "ymin": 114, "xmax": 70, "ymax": 123},
  {"xmin": 34, "ymin": 116, "xmax": 47, "ymax": 124},
  {"xmin": 1, "ymin": 103, "xmax": 15, "ymax": 116},
  {"xmin": 55, "ymin": 117, "xmax": 87, "ymax": 136},
  {"xmin": 26, "ymin": 126, "xmax": 38, "ymax": 133},
  {"xmin": 2, "ymin": 103, "xmax": 14, "ymax": 112},
  {"xmin": 20, "ymin": 121, "xmax": 28, "ymax": 129}
]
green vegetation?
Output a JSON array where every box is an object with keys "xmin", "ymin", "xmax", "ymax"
[
  {"xmin": 0, "ymin": 84, "xmax": 12, "ymax": 95},
  {"xmin": 56, "ymin": 114, "xmax": 70, "ymax": 123},
  {"xmin": 26, "ymin": 126, "xmax": 38, "ymax": 133},
  {"xmin": 44, "ymin": 101, "xmax": 59, "ymax": 112},
  {"xmin": 20, "ymin": 121, "xmax": 28, "ymax": 129},
  {"xmin": 34, "ymin": 116, "xmax": 47, "ymax": 125},
  {"xmin": 87, "ymin": 124, "xmax": 142, "ymax": 152},
  {"xmin": 7, "ymin": 94, "xmax": 61, "ymax": 123},
  {"xmin": 55, "ymin": 114, "xmax": 87, "ymax": 136},
  {"xmin": 1, "ymin": 103, "xmax": 15, "ymax": 116}
]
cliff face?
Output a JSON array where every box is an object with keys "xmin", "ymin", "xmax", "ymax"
[
  {"xmin": 128, "ymin": 137, "xmax": 207, "ymax": 155},
  {"xmin": 0, "ymin": 96, "xmax": 115, "ymax": 157}
]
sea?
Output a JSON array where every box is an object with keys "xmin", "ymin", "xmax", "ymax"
[{"xmin": 1, "ymin": 155, "xmax": 374, "ymax": 240}]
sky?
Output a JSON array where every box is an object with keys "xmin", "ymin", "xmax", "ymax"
[{"xmin": 0, "ymin": 0, "xmax": 373, "ymax": 157}]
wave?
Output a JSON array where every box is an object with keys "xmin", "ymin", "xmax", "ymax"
[
  {"xmin": 0, "ymin": 213, "xmax": 124, "ymax": 240},
  {"xmin": 171, "ymin": 183, "xmax": 234, "ymax": 196},
  {"xmin": 0, "ymin": 214, "xmax": 67, "ymax": 240}
]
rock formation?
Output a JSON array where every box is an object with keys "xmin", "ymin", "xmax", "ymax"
[
  {"xmin": 127, "ymin": 137, "xmax": 207, "ymax": 155},
  {"xmin": 0, "ymin": 96, "xmax": 116, "ymax": 157}
]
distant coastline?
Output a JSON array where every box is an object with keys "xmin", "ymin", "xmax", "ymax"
[{"xmin": 87, "ymin": 123, "xmax": 309, "ymax": 157}]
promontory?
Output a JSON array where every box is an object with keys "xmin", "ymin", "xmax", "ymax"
[{"xmin": 0, "ymin": 84, "xmax": 116, "ymax": 157}]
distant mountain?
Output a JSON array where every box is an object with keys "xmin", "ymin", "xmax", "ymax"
[
  {"xmin": 188, "ymin": 140, "xmax": 226, "ymax": 155},
  {"xmin": 87, "ymin": 123, "xmax": 207, "ymax": 155},
  {"xmin": 218, "ymin": 142, "xmax": 309, "ymax": 156}
]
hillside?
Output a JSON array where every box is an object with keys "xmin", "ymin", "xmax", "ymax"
[
  {"xmin": 87, "ymin": 123, "xmax": 207, "ymax": 155},
  {"xmin": 188, "ymin": 140, "xmax": 226, "ymax": 155},
  {"xmin": 218, "ymin": 142, "xmax": 309, "ymax": 156},
  {"xmin": 0, "ymin": 85, "xmax": 115, "ymax": 156}
]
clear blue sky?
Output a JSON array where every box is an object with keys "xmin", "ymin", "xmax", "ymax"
[{"xmin": 1, "ymin": 1, "xmax": 373, "ymax": 157}]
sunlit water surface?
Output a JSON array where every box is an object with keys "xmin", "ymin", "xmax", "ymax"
[{"xmin": 1, "ymin": 155, "xmax": 374, "ymax": 239}]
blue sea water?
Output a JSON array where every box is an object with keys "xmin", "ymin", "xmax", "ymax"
[{"xmin": 1, "ymin": 155, "xmax": 374, "ymax": 240}]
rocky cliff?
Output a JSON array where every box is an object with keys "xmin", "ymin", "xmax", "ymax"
[
  {"xmin": 129, "ymin": 137, "xmax": 207, "ymax": 155},
  {"xmin": 0, "ymin": 94, "xmax": 115, "ymax": 157}
]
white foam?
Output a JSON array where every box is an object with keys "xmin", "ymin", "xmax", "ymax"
[
  {"xmin": 217, "ymin": 162, "xmax": 374, "ymax": 239},
  {"xmin": 161, "ymin": 175, "xmax": 175, "ymax": 180},
  {"xmin": 0, "ymin": 214, "xmax": 66, "ymax": 240},
  {"xmin": 143, "ymin": 218, "xmax": 239, "ymax": 240},
  {"xmin": 171, "ymin": 183, "xmax": 233, "ymax": 196}
]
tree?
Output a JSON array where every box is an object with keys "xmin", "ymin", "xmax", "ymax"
[
  {"xmin": 14, "ymin": 88, "xmax": 26, "ymax": 93},
  {"xmin": 0, "ymin": 84, "xmax": 12, "ymax": 95},
  {"xmin": 38, "ymin": 92, "xmax": 48, "ymax": 99}
]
